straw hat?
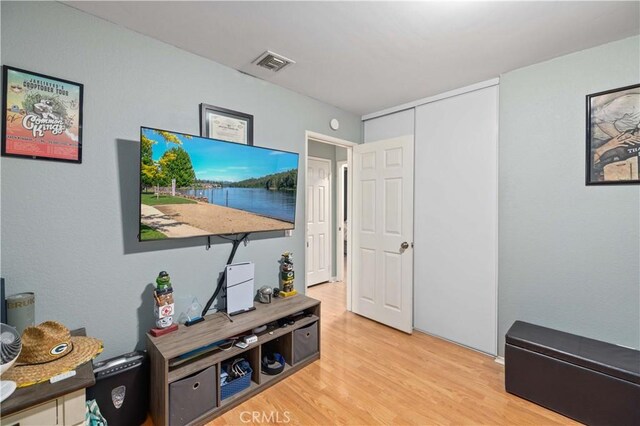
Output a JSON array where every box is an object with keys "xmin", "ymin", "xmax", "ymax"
[{"xmin": 2, "ymin": 321, "xmax": 102, "ymax": 388}]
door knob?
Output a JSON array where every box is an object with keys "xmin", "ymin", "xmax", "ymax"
[{"xmin": 400, "ymin": 242, "xmax": 409, "ymax": 250}]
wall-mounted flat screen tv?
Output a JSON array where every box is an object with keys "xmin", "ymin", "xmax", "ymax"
[{"xmin": 139, "ymin": 127, "xmax": 299, "ymax": 241}]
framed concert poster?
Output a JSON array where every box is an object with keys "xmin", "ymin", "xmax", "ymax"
[
  {"xmin": 2, "ymin": 66, "xmax": 83, "ymax": 163},
  {"xmin": 586, "ymin": 83, "xmax": 639, "ymax": 185},
  {"xmin": 199, "ymin": 103, "xmax": 253, "ymax": 145}
]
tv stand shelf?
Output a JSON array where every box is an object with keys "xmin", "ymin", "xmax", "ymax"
[{"xmin": 147, "ymin": 295, "xmax": 321, "ymax": 426}]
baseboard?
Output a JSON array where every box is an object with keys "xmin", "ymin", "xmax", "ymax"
[{"xmin": 494, "ymin": 356, "xmax": 505, "ymax": 365}]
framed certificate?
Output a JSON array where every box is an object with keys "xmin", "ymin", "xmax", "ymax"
[{"xmin": 199, "ymin": 103, "xmax": 253, "ymax": 145}]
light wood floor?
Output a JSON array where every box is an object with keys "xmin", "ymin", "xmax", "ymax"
[{"xmin": 209, "ymin": 280, "xmax": 576, "ymax": 426}]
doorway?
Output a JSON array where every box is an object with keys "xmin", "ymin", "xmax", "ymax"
[
  {"xmin": 336, "ymin": 161, "xmax": 348, "ymax": 283},
  {"xmin": 304, "ymin": 131, "xmax": 356, "ymax": 311}
]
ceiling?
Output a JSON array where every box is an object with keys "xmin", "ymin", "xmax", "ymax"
[{"xmin": 65, "ymin": 1, "xmax": 640, "ymax": 116}]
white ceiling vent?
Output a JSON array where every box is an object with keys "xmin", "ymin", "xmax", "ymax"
[{"xmin": 253, "ymin": 51, "xmax": 295, "ymax": 72}]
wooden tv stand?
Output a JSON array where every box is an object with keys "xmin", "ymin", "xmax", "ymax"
[{"xmin": 147, "ymin": 295, "xmax": 321, "ymax": 425}]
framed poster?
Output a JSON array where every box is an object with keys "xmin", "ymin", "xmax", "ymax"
[
  {"xmin": 2, "ymin": 66, "xmax": 83, "ymax": 163},
  {"xmin": 199, "ymin": 103, "xmax": 253, "ymax": 145},
  {"xmin": 586, "ymin": 83, "xmax": 640, "ymax": 185}
]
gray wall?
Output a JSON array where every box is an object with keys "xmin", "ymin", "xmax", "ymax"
[
  {"xmin": 499, "ymin": 36, "xmax": 640, "ymax": 355},
  {"xmin": 307, "ymin": 140, "xmax": 347, "ymax": 278},
  {"xmin": 0, "ymin": 1, "xmax": 361, "ymax": 358}
]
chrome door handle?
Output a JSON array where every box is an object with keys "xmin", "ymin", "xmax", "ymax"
[{"xmin": 400, "ymin": 242, "xmax": 409, "ymax": 250}]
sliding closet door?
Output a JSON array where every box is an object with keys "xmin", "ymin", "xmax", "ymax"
[{"xmin": 414, "ymin": 85, "xmax": 498, "ymax": 355}]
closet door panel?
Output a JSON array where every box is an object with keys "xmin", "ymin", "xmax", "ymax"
[{"xmin": 413, "ymin": 85, "xmax": 498, "ymax": 355}]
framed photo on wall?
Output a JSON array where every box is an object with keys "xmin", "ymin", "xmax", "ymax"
[
  {"xmin": 586, "ymin": 83, "xmax": 640, "ymax": 185},
  {"xmin": 199, "ymin": 103, "xmax": 253, "ymax": 145},
  {"xmin": 2, "ymin": 66, "xmax": 83, "ymax": 163}
]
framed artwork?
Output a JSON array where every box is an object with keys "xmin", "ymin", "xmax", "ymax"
[
  {"xmin": 2, "ymin": 66, "xmax": 83, "ymax": 163},
  {"xmin": 199, "ymin": 103, "xmax": 253, "ymax": 145},
  {"xmin": 586, "ymin": 83, "xmax": 640, "ymax": 185}
]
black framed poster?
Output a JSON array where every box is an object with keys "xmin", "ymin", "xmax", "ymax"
[
  {"xmin": 586, "ymin": 83, "xmax": 639, "ymax": 185},
  {"xmin": 2, "ymin": 66, "xmax": 83, "ymax": 163}
]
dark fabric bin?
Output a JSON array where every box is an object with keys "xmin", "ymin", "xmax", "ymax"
[
  {"xmin": 169, "ymin": 365, "xmax": 217, "ymax": 426},
  {"xmin": 505, "ymin": 321, "xmax": 640, "ymax": 426},
  {"xmin": 293, "ymin": 321, "xmax": 318, "ymax": 364}
]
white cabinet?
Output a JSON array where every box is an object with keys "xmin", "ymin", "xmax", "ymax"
[{"xmin": 1, "ymin": 389, "xmax": 85, "ymax": 426}]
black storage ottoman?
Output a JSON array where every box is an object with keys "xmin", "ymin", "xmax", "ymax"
[{"xmin": 505, "ymin": 321, "xmax": 640, "ymax": 426}]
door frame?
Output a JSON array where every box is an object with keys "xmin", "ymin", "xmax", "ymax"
[
  {"xmin": 306, "ymin": 155, "xmax": 333, "ymax": 287},
  {"xmin": 336, "ymin": 160, "xmax": 347, "ymax": 283},
  {"xmin": 305, "ymin": 131, "xmax": 357, "ymax": 311}
]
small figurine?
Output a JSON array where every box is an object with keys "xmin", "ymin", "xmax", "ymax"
[
  {"xmin": 279, "ymin": 252, "xmax": 298, "ymax": 298},
  {"xmin": 257, "ymin": 286, "xmax": 273, "ymax": 304},
  {"xmin": 150, "ymin": 271, "xmax": 178, "ymax": 336},
  {"xmin": 156, "ymin": 271, "xmax": 172, "ymax": 291}
]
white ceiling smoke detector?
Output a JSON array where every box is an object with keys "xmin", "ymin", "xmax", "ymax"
[{"xmin": 253, "ymin": 51, "xmax": 295, "ymax": 73}]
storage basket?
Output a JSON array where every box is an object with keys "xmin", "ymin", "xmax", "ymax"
[
  {"xmin": 221, "ymin": 360, "xmax": 252, "ymax": 400},
  {"xmin": 169, "ymin": 365, "xmax": 216, "ymax": 426},
  {"xmin": 293, "ymin": 321, "xmax": 319, "ymax": 363}
]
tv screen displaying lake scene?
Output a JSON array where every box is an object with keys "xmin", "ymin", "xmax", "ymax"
[{"xmin": 139, "ymin": 127, "xmax": 299, "ymax": 241}]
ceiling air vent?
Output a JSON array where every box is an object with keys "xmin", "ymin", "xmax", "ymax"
[{"xmin": 254, "ymin": 51, "xmax": 295, "ymax": 72}]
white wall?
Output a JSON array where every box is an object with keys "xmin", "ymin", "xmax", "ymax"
[
  {"xmin": 499, "ymin": 36, "xmax": 640, "ymax": 354},
  {"xmin": 0, "ymin": 2, "xmax": 362, "ymax": 359},
  {"xmin": 364, "ymin": 109, "xmax": 414, "ymax": 143}
]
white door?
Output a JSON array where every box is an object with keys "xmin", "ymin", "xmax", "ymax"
[
  {"xmin": 352, "ymin": 136, "xmax": 414, "ymax": 333},
  {"xmin": 414, "ymin": 85, "xmax": 498, "ymax": 355},
  {"xmin": 306, "ymin": 157, "xmax": 331, "ymax": 286}
]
